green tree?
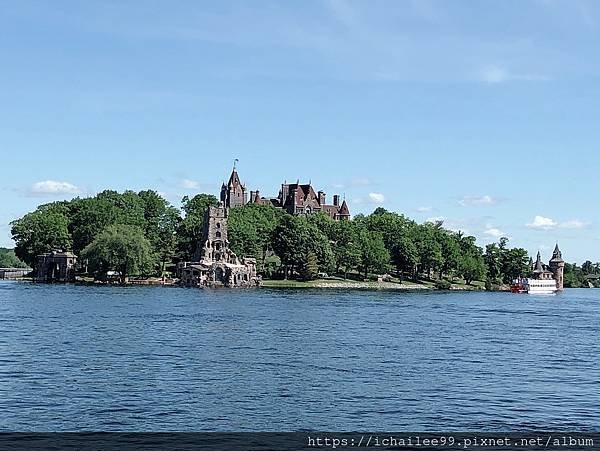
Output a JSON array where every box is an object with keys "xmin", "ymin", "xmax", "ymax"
[
  {"xmin": 393, "ymin": 234, "xmax": 419, "ymax": 281},
  {"xmin": 81, "ymin": 224, "xmax": 154, "ymax": 283},
  {"xmin": 270, "ymin": 215, "xmax": 334, "ymax": 278},
  {"xmin": 69, "ymin": 190, "xmax": 146, "ymax": 254},
  {"xmin": 138, "ymin": 190, "xmax": 181, "ymax": 275},
  {"xmin": 0, "ymin": 248, "xmax": 28, "ymax": 268},
  {"xmin": 439, "ymin": 231, "xmax": 461, "ymax": 280},
  {"xmin": 331, "ymin": 220, "xmax": 361, "ymax": 278},
  {"xmin": 307, "ymin": 222, "xmax": 335, "ymax": 274},
  {"xmin": 364, "ymin": 209, "xmax": 417, "ymax": 279},
  {"xmin": 414, "ymin": 223, "xmax": 444, "ymax": 279},
  {"xmin": 484, "ymin": 243, "xmax": 502, "ymax": 286},
  {"xmin": 299, "ymin": 251, "xmax": 319, "ymax": 281},
  {"xmin": 228, "ymin": 204, "xmax": 285, "ymax": 271},
  {"xmin": 356, "ymin": 228, "xmax": 390, "ymax": 279},
  {"xmin": 501, "ymin": 247, "xmax": 530, "ymax": 283},
  {"xmin": 459, "ymin": 252, "xmax": 486, "ymax": 285},
  {"xmin": 10, "ymin": 204, "xmax": 73, "ymax": 266},
  {"xmin": 271, "ymin": 215, "xmax": 309, "ymax": 279}
]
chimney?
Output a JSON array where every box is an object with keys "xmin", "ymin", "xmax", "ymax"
[
  {"xmin": 333, "ymin": 195, "xmax": 340, "ymax": 206},
  {"xmin": 318, "ymin": 191, "xmax": 326, "ymax": 205},
  {"xmin": 290, "ymin": 185, "xmax": 297, "ymax": 208}
]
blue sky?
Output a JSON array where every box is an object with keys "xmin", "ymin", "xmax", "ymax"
[{"xmin": 1, "ymin": 0, "xmax": 599, "ymax": 263}]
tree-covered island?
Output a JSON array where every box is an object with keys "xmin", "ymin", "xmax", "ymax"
[{"xmin": 8, "ymin": 187, "xmax": 596, "ymax": 289}]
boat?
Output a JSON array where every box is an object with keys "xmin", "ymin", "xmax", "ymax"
[{"xmin": 511, "ymin": 277, "xmax": 557, "ymax": 294}]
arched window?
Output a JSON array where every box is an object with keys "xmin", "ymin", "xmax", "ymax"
[{"xmin": 216, "ymin": 231, "xmax": 221, "ymax": 238}]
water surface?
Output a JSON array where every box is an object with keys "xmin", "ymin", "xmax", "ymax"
[{"xmin": 1, "ymin": 281, "xmax": 598, "ymax": 431}]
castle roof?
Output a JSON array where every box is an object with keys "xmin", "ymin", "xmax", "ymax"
[
  {"xmin": 283, "ymin": 183, "xmax": 318, "ymax": 206},
  {"xmin": 533, "ymin": 251, "xmax": 544, "ymax": 273},
  {"xmin": 227, "ymin": 169, "xmax": 242, "ymax": 188},
  {"xmin": 550, "ymin": 244, "xmax": 564, "ymax": 262},
  {"xmin": 339, "ymin": 200, "xmax": 350, "ymax": 216}
]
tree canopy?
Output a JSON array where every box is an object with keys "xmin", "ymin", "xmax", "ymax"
[{"xmin": 81, "ymin": 224, "xmax": 154, "ymax": 283}]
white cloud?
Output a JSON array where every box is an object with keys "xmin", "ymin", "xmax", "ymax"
[
  {"xmin": 484, "ymin": 227, "xmax": 506, "ymax": 239},
  {"xmin": 426, "ymin": 216, "xmax": 445, "ymax": 223},
  {"xmin": 180, "ymin": 179, "xmax": 201, "ymax": 190},
  {"xmin": 368, "ymin": 192, "xmax": 385, "ymax": 203},
  {"xmin": 28, "ymin": 180, "xmax": 82, "ymax": 196},
  {"xmin": 480, "ymin": 65, "xmax": 508, "ymax": 83},
  {"xmin": 459, "ymin": 195, "xmax": 499, "ymax": 206},
  {"xmin": 417, "ymin": 206, "xmax": 433, "ymax": 213},
  {"xmin": 352, "ymin": 192, "xmax": 385, "ymax": 205},
  {"xmin": 526, "ymin": 215, "xmax": 558, "ymax": 230},
  {"xmin": 560, "ymin": 219, "xmax": 590, "ymax": 229},
  {"xmin": 330, "ymin": 178, "xmax": 371, "ymax": 190},
  {"xmin": 478, "ymin": 65, "xmax": 549, "ymax": 84},
  {"xmin": 526, "ymin": 215, "xmax": 590, "ymax": 230}
]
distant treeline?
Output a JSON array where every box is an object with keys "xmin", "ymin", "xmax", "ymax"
[
  {"xmin": 0, "ymin": 247, "xmax": 28, "ymax": 268},
  {"xmin": 564, "ymin": 262, "xmax": 600, "ymax": 288},
  {"xmin": 7, "ymin": 189, "xmax": 594, "ymax": 287}
]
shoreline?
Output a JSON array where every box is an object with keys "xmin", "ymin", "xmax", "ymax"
[
  {"xmin": 260, "ymin": 279, "xmax": 487, "ymax": 291},
  {"xmin": 2, "ymin": 277, "xmax": 492, "ymax": 291}
]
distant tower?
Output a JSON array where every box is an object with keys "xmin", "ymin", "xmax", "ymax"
[
  {"xmin": 220, "ymin": 160, "xmax": 247, "ymax": 208},
  {"xmin": 532, "ymin": 251, "xmax": 545, "ymax": 278},
  {"xmin": 549, "ymin": 244, "xmax": 565, "ymax": 290}
]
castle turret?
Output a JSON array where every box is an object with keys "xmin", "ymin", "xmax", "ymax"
[
  {"xmin": 533, "ymin": 251, "xmax": 544, "ymax": 275},
  {"xmin": 549, "ymin": 243, "xmax": 565, "ymax": 290},
  {"xmin": 338, "ymin": 199, "xmax": 350, "ymax": 220},
  {"xmin": 221, "ymin": 163, "xmax": 247, "ymax": 208}
]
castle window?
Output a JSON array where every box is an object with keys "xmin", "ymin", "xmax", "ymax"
[
  {"xmin": 216, "ymin": 231, "xmax": 222, "ymax": 238},
  {"xmin": 217, "ymin": 222, "xmax": 221, "ymax": 228}
]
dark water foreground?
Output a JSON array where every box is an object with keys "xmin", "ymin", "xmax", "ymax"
[{"xmin": 0, "ymin": 281, "xmax": 598, "ymax": 431}]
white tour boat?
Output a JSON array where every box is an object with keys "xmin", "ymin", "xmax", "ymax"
[{"xmin": 511, "ymin": 278, "xmax": 558, "ymax": 294}]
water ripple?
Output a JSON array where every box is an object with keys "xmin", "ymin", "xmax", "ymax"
[{"xmin": 0, "ymin": 281, "xmax": 599, "ymax": 431}]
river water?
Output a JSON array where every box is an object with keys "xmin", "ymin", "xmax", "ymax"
[{"xmin": 0, "ymin": 281, "xmax": 598, "ymax": 431}]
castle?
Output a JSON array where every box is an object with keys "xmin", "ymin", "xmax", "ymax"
[
  {"xmin": 179, "ymin": 206, "xmax": 258, "ymax": 287},
  {"xmin": 531, "ymin": 244, "xmax": 565, "ymax": 290},
  {"xmin": 179, "ymin": 163, "xmax": 349, "ymax": 288},
  {"xmin": 220, "ymin": 165, "xmax": 350, "ymax": 220}
]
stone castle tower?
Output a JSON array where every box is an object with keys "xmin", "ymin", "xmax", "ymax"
[
  {"xmin": 181, "ymin": 205, "xmax": 257, "ymax": 287},
  {"xmin": 549, "ymin": 244, "xmax": 565, "ymax": 291},
  {"xmin": 220, "ymin": 163, "xmax": 246, "ymax": 208},
  {"xmin": 194, "ymin": 206, "xmax": 229, "ymax": 263}
]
